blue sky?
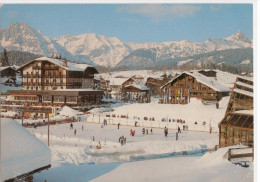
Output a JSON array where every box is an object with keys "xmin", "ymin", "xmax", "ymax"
[{"xmin": 0, "ymin": 4, "xmax": 253, "ymax": 43}]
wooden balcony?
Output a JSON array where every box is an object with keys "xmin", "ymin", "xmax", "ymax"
[
  {"xmin": 32, "ymin": 65, "xmax": 41, "ymax": 69},
  {"xmin": 43, "ymin": 66, "xmax": 59, "ymax": 70}
]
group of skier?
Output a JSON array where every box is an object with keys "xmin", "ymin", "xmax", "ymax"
[
  {"xmin": 142, "ymin": 128, "xmax": 153, "ymax": 135},
  {"xmin": 119, "ymin": 135, "xmax": 126, "ymax": 145}
]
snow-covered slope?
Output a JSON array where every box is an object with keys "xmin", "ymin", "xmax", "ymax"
[
  {"xmin": 0, "ymin": 23, "xmax": 95, "ymax": 65},
  {"xmin": 1, "ymin": 23, "xmax": 67, "ymax": 57},
  {"xmin": 56, "ymin": 31, "xmax": 252, "ymax": 68},
  {"xmin": 54, "ymin": 33, "xmax": 131, "ymax": 67},
  {"xmin": 1, "ymin": 22, "xmax": 253, "ymax": 68}
]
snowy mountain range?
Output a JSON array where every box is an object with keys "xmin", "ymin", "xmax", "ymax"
[{"xmin": 0, "ymin": 22, "xmax": 253, "ymax": 68}]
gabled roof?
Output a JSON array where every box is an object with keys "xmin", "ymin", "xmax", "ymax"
[
  {"xmin": 0, "ymin": 66, "xmax": 16, "ymax": 72},
  {"xmin": 161, "ymin": 71, "xmax": 231, "ymax": 92},
  {"xmin": 145, "ymin": 76, "xmax": 163, "ymax": 83},
  {"xmin": 109, "ymin": 77, "xmax": 134, "ymax": 86},
  {"xmin": 125, "ymin": 84, "xmax": 149, "ymax": 91},
  {"xmin": 198, "ymin": 69, "xmax": 216, "ymax": 72},
  {"xmin": 1, "ymin": 118, "xmax": 51, "ymax": 181},
  {"xmin": 18, "ymin": 57, "xmax": 97, "ymax": 73}
]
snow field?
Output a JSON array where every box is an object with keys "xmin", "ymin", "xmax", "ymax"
[
  {"xmin": 28, "ymin": 120, "xmax": 218, "ymax": 168},
  {"xmin": 87, "ymin": 96, "xmax": 230, "ymax": 133}
]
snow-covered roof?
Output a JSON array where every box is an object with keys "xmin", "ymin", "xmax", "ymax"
[
  {"xmin": 233, "ymin": 88, "xmax": 253, "ymax": 97},
  {"xmin": 145, "ymin": 76, "xmax": 163, "ymax": 81},
  {"xmin": 19, "ymin": 57, "xmax": 97, "ymax": 72},
  {"xmin": 162, "ymin": 71, "xmax": 231, "ymax": 92},
  {"xmin": 235, "ymin": 81, "xmax": 253, "ymax": 89},
  {"xmin": 55, "ymin": 88, "xmax": 98, "ymax": 92},
  {"xmin": 237, "ymin": 76, "xmax": 253, "ymax": 82},
  {"xmin": 198, "ymin": 69, "xmax": 216, "ymax": 72},
  {"xmin": 1, "ymin": 118, "xmax": 51, "ymax": 181},
  {"xmin": 234, "ymin": 110, "xmax": 253, "ymax": 115},
  {"xmin": 109, "ymin": 77, "xmax": 133, "ymax": 86},
  {"xmin": 0, "ymin": 66, "xmax": 16, "ymax": 72},
  {"xmin": 125, "ymin": 84, "xmax": 149, "ymax": 91}
]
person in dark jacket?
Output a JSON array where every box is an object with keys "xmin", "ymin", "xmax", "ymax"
[{"xmin": 178, "ymin": 126, "xmax": 181, "ymax": 133}]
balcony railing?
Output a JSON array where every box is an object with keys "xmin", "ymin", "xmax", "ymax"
[
  {"xmin": 22, "ymin": 74, "xmax": 40, "ymax": 78},
  {"xmin": 32, "ymin": 65, "xmax": 41, "ymax": 69},
  {"xmin": 43, "ymin": 66, "xmax": 59, "ymax": 70}
]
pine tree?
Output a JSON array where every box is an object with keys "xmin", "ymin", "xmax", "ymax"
[{"xmin": 1, "ymin": 48, "xmax": 10, "ymax": 66}]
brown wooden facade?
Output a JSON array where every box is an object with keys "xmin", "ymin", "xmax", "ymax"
[
  {"xmin": 19, "ymin": 59, "xmax": 97, "ymax": 91},
  {"xmin": 219, "ymin": 76, "xmax": 254, "ymax": 148},
  {"xmin": 109, "ymin": 77, "xmax": 136, "ymax": 100},
  {"xmin": 7, "ymin": 57, "xmax": 103, "ymax": 106},
  {"xmin": 122, "ymin": 85, "xmax": 150, "ymax": 103},
  {"xmin": 145, "ymin": 77, "xmax": 163, "ymax": 96},
  {"xmin": 0, "ymin": 66, "xmax": 16, "ymax": 81},
  {"xmin": 161, "ymin": 72, "xmax": 230, "ymax": 104}
]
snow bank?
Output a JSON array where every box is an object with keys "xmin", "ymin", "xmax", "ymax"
[
  {"xmin": 58, "ymin": 106, "xmax": 83, "ymax": 117},
  {"xmin": 1, "ymin": 118, "xmax": 51, "ymax": 181},
  {"xmin": 92, "ymin": 146, "xmax": 253, "ymax": 182}
]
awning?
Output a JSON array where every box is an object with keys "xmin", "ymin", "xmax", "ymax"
[{"xmin": 12, "ymin": 94, "xmax": 37, "ymax": 97}]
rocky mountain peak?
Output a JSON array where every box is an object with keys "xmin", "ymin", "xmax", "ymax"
[
  {"xmin": 1, "ymin": 22, "xmax": 253, "ymax": 68},
  {"xmin": 225, "ymin": 30, "xmax": 251, "ymax": 43}
]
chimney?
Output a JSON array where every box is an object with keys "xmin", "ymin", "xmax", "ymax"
[{"xmin": 63, "ymin": 59, "xmax": 67, "ymax": 67}]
